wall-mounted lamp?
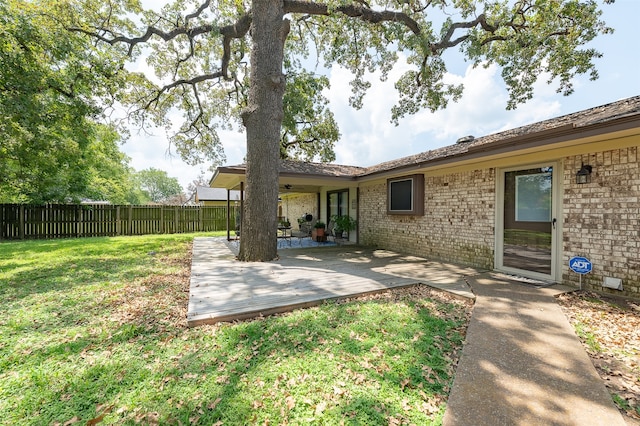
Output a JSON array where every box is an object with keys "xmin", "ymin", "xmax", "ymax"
[{"xmin": 576, "ymin": 163, "xmax": 592, "ymax": 184}]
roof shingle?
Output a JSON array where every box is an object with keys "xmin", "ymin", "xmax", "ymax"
[{"xmin": 361, "ymin": 95, "xmax": 640, "ymax": 176}]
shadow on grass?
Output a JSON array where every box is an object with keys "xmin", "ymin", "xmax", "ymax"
[
  {"xmin": 0, "ymin": 235, "xmax": 469, "ymax": 425},
  {"xmin": 0, "ymin": 236, "xmax": 189, "ymax": 302},
  {"xmin": 166, "ymin": 296, "xmax": 461, "ymax": 424},
  {"xmin": 5, "ymin": 292, "xmax": 468, "ymax": 425}
]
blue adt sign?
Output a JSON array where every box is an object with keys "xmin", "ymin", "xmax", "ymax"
[{"xmin": 569, "ymin": 257, "xmax": 592, "ymax": 274}]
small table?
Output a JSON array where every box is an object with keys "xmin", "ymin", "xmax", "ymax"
[{"xmin": 277, "ymin": 226, "xmax": 292, "ymax": 247}]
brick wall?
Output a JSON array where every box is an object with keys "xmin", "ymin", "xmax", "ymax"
[
  {"xmin": 280, "ymin": 193, "xmax": 318, "ymax": 228},
  {"xmin": 358, "ymin": 146, "xmax": 640, "ymax": 298},
  {"xmin": 359, "ymin": 169, "xmax": 496, "ymax": 269},
  {"xmin": 563, "ymin": 147, "xmax": 640, "ymax": 296}
]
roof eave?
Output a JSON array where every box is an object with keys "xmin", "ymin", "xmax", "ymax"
[{"xmin": 357, "ymin": 115, "xmax": 640, "ymax": 179}]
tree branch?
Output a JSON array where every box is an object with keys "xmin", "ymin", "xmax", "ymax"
[
  {"xmin": 185, "ymin": 0, "xmax": 212, "ymax": 23},
  {"xmin": 430, "ymin": 14, "xmax": 497, "ymax": 52},
  {"xmin": 68, "ymin": 12, "xmax": 252, "ymax": 81},
  {"xmin": 282, "ymin": 137, "xmax": 320, "ymax": 149},
  {"xmin": 284, "ymin": 0, "xmax": 421, "ymax": 35}
]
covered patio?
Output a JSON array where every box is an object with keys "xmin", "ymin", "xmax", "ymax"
[
  {"xmin": 209, "ymin": 161, "xmax": 363, "ymax": 244},
  {"xmin": 187, "ymin": 237, "xmax": 478, "ymax": 326}
]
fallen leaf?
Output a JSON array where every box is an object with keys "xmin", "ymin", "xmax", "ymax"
[
  {"xmin": 285, "ymin": 396, "xmax": 295, "ymax": 410},
  {"xmin": 400, "ymin": 378, "xmax": 411, "ymax": 391},
  {"xmin": 86, "ymin": 404, "xmax": 114, "ymax": 426},
  {"xmin": 63, "ymin": 417, "xmax": 79, "ymax": 426},
  {"xmin": 315, "ymin": 401, "xmax": 327, "ymax": 415},
  {"xmin": 207, "ymin": 398, "xmax": 222, "ymax": 410}
]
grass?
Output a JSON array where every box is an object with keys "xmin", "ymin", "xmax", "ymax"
[
  {"xmin": 573, "ymin": 322, "xmax": 602, "ymax": 353},
  {"xmin": 0, "ymin": 233, "xmax": 470, "ymax": 425}
]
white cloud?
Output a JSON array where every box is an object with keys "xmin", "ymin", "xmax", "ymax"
[{"xmin": 328, "ymin": 60, "xmax": 562, "ymax": 168}]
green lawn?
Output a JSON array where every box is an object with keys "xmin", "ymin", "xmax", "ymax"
[{"xmin": 0, "ymin": 234, "xmax": 471, "ymax": 425}]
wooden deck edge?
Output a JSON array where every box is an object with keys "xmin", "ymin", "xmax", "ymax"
[
  {"xmin": 187, "ymin": 299, "xmax": 324, "ymax": 327},
  {"xmin": 186, "ymin": 281, "xmax": 477, "ymax": 327}
]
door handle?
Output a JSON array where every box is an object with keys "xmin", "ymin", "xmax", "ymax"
[{"xmin": 552, "ymin": 218, "xmax": 557, "ymax": 229}]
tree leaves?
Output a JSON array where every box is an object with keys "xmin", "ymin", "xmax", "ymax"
[{"xmin": 135, "ymin": 167, "xmax": 185, "ymax": 204}]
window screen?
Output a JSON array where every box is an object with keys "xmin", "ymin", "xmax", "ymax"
[
  {"xmin": 387, "ymin": 174, "xmax": 424, "ymax": 215},
  {"xmin": 389, "ymin": 179, "xmax": 413, "ymax": 211}
]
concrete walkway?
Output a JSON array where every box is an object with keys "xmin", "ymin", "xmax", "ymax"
[{"xmin": 443, "ymin": 273, "xmax": 625, "ymax": 425}]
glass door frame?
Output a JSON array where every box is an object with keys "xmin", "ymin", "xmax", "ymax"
[
  {"xmin": 327, "ymin": 189, "xmax": 349, "ymax": 219},
  {"xmin": 495, "ymin": 161, "xmax": 563, "ymax": 282}
]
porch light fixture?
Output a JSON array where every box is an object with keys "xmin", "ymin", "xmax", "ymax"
[{"xmin": 576, "ymin": 163, "xmax": 592, "ymax": 184}]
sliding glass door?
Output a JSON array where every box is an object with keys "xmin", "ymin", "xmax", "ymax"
[{"xmin": 327, "ymin": 190, "xmax": 349, "ymax": 219}]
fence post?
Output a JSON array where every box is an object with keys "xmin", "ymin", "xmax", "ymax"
[
  {"xmin": 160, "ymin": 206, "xmax": 164, "ymax": 234},
  {"xmin": 76, "ymin": 205, "xmax": 81, "ymax": 238},
  {"xmin": 116, "ymin": 206, "xmax": 121, "ymax": 236},
  {"xmin": 19, "ymin": 204, "xmax": 25, "ymax": 240},
  {"xmin": 128, "ymin": 205, "xmax": 133, "ymax": 235},
  {"xmin": 174, "ymin": 206, "xmax": 179, "ymax": 233}
]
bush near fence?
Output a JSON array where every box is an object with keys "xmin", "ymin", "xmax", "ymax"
[{"xmin": 0, "ymin": 204, "xmax": 240, "ymax": 240}]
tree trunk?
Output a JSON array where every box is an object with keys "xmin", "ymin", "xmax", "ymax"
[{"xmin": 238, "ymin": 0, "xmax": 288, "ymax": 261}]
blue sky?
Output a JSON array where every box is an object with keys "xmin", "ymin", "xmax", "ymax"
[{"xmin": 123, "ymin": 0, "xmax": 640, "ymax": 191}]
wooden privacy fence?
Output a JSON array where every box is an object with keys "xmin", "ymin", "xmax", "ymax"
[{"xmin": 0, "ymin": 204, "xmax": 240, "ymax": 240}]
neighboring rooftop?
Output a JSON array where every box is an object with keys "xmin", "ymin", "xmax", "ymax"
[{"xmin": 195, "ymin": 186, "xmax": 241, "ymax": 202}]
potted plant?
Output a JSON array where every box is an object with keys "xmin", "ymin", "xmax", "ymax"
[
  {"xmin": 331, "ymin": 215, "xmax": 357, "ymax": 238},
  {"xmin": 312, "ymin": 221, "xmax": 326, "ymax": 242}
]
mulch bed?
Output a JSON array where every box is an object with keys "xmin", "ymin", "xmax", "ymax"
[{"xmin": 557, "ymin": 291, "xmax": 640, "ymax": 424}]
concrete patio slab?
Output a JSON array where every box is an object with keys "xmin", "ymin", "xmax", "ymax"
[{"xmin": 187, "ymin": 237, "xmax": 478, "ymax": 326}]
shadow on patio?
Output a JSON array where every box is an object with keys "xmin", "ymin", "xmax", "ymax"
[{"xmin": 187, "ymin": 237, "xmax": 479, "ymax": 327}]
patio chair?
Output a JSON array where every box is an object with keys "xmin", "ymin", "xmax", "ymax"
[{"xmin": 292, "ymin": 221, "xmax": 313, "ymax": 246}]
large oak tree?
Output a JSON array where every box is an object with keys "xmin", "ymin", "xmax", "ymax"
[{"xmin": 65, "ymin": 0, "xmax": 611, "ymax": 261}]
